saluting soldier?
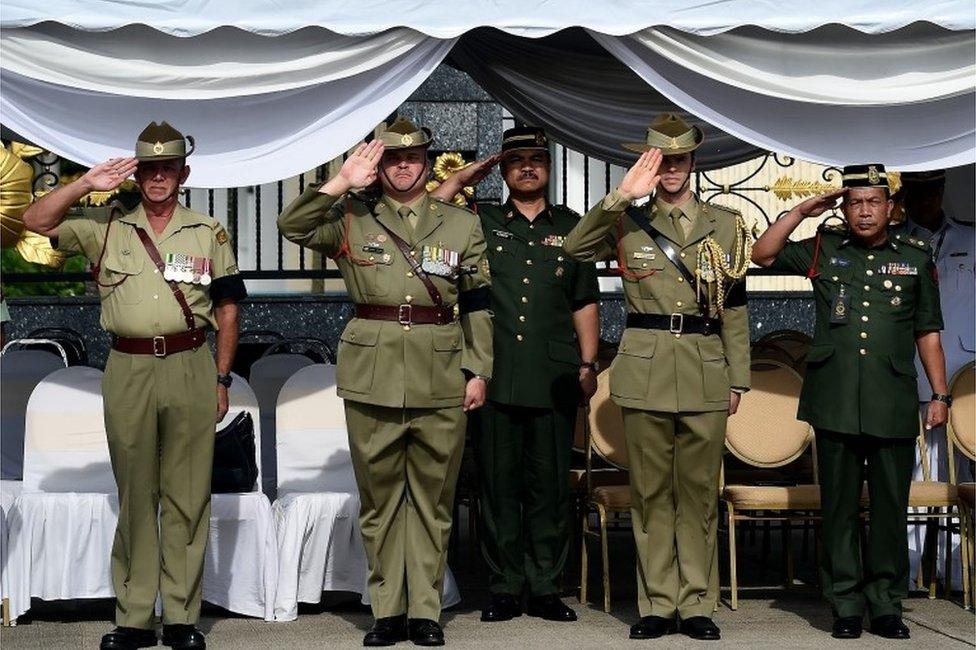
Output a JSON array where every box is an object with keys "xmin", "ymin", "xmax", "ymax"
[
  {"xmin": 24, "ymin": 122, "xmax": 246, "ymax": 650},
  {"xmin": 432, "ymin": 127, "xmax": 600, "ymax": 624},
  {"xmin": 563, "ymin": 113, "xmax": 751, "ymax": 641},
  {"xmin": 752, "ymin": 165, "xmax": 950, "ymax": 640},
  {"xmin": 277, "ymin": 118, "xmax": 492, "ymax": 647}
]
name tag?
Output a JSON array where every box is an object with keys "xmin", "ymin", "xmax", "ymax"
[
  {"xmin": 829, "ymin": 256, "xmax": 851, "ymax": 267},
  {"xmin": 492, "ymin": 229, "xmax": 513, "ymax": 239},
  {"xmin": 362, "ymin": 244, "xmax": 385, "ymax": 254},
  {"xmin": 632, "ymin": 251, "xmax": 656, "ymax": 261}
]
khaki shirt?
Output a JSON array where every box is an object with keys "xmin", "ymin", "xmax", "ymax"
[
  {"xmin": 564, "ymin": 191, "xmax": 751, "ymax": 413},
  {"xmin": 277, "ymin": 186, "xmax": 493, "ymax": 409},
  {"xmin": 56, "ymin": 203, "xmax": 239, "ymax": 338}
]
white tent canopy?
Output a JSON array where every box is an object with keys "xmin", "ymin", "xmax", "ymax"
[{"xmin": 1, "ymin": 1, "xmax": 973, "ymax": 186}]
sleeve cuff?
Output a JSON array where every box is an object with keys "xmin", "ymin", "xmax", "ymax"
[{"xmin": 601, "ymin": 189, "xmax": 632, "ymax": 212}]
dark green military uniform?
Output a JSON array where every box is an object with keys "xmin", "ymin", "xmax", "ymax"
[
  {"xmin": 770, "ymin": 222, "xmax": 943, "ymax": 619},
  {"xmin": 473, "ymin": 200, "xmax": 599, "ymax": 597}
]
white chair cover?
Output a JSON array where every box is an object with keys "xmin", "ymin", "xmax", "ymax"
[
  {"xmin": 204, "ymin": 372, "xmax": 278, "ymax": 621},
  {"xmin": 272, "ymin": 365, "xmax": 460, "ymax": 621},
  {"xmin": 0, "ymin": 479, "xmax": 23, "ymax": 606},
  {"xmin": 248, "ymin": 354, "xmax": 315, "ymax": 500},
  {"xmin": 6, "ymin": 367, "xmax": 117, "ymax": 621},
  {"xmin": 0, "ymin": 349, "xmax": 67, "ymax": 480}
]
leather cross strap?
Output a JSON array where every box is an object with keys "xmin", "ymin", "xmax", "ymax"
[
  {"xmin": 625, "ymin": 205, "xmax": 708, "ymax": 316},
  {"xmin": 372, "ymin": 216, "xmax": 446, "ymax": 308},
  {"xmin": 133, "ymin": 226, "xmax": 196, "ymax": 331}
]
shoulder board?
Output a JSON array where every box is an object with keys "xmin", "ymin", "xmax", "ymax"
[
  {"xmin": 702, "ymin": 201, "xmax": 741, "ymax": 217},
  {"xmin": 430, "ymin": 197, "xmax": 476, "ymax": 216},
  {"xmin": 550, "ymin": 203, "xmax": 582, "ymax": 219},
  {"xmin": 893, "ymin": 233, "xmax": 930, "ymax": 251}
]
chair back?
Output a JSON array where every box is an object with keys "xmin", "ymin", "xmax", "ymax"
[
  {"xmin": 947, "ymin": 361, "xmax": 976, "ymax": 483},
  {"xmin": 248, "ymin": 354, "xmax": 315, "ymax": 497},
  {"xmin": 275, "ymin": 364, "xmax": 356, "ymax": 494},
  {"xmin": 22, "ymin": 366, "xmax": 114, "ymax": 493},
  {"xmin": 1, "ymin": 349, "xmax": 66, "ymax": 480},
  {"xmin": 726, "ymin": 360, "xmax": 812, "ymax": 469},
  {"xmin": 218, "ymin": 372, "xmax": 263, "ymax": 493},
  {"xmin": 587, "ymin": 370, "xmax": 628, "ymax": 470}
]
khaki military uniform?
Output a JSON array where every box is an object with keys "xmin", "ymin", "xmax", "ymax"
[
  {"xmin": 564, "ymin": 191, "xmax": 750, "ymax": 619},
  {"xmin": 277, "ymin": 187, "xmax": 492, "ymax": 620},
  {"xmin": 55, "ymin": 203, "xmax": 242, "ymax": 628},
  {"xmin": 770, "ymin": 228, "xmax": 943, "ymax": 619}
]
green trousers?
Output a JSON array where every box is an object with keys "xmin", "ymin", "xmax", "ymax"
[
  {"xmin": 816, "ymin": 430, "xmax": 916, "ymax": 619},
  {"xmin": 344, "ymin": 401, "xmax": 466, "ymax": 620},
  {"xmin": 622, "ymin": 408, "xmax": 727, "ymax": 619},
  {"xmin": 103, "ymin": 345, "xmax": 217, "ymax": 629},
  {"xmin": 472, "ymin": 401, "xmax": 574, "ymax": 597}
]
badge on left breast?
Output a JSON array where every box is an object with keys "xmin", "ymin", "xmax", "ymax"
[{"xmin": 421, "ymin": 245, "xmax": 459, "ymax": 278}]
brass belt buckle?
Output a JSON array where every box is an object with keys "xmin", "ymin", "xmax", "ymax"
[
  {"xmin": 397, "ymin": 304, "xmax": 413, "ymax": 325},
  {"xmin": 152, "ymin": 335, "xmax": 167, "ymax": 357},
  {"xmin": 669, "ymin": 313, "xmax": 684, "ymax": 336}
]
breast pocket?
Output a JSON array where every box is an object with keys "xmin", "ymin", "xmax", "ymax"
[
  {"xmin": 364, "ymin": 255, "xmax": 393, "ymax": 297},
  {"xmin": 541, "ymin": 246, "xmax": 570, "ymax": 285},
  {"xmin": 99, "ymin": 253, "xmax": 145, "ymax": 305},
  {"xmin": 624, "ymin": 255, "xmax": 665, "ymax": 301}
]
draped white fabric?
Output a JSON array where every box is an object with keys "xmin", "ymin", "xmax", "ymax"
[
  {"xmin": 3, "ymin": 0, "xmax": 973, "ymax": 36},
  {"xmin": 591, "ymin": 30, "xmax": 976, "ymax": 170},
  {"xmin": 0, "ymin": 3, "xmax": 973, "ymax": 186}
]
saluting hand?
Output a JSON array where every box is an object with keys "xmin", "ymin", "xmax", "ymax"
[
  {"xmin": 617, "ymin": 149, "xmax": 662, "ymax": 202},
  {"xmin": 217, "ymin": 385, "xmax": 229, "ymax": 422},
  {"xmin": 456, "ymin": 153, "xmax": 503, "ymax": 186},
  {"xmin": 925, "ymin": 400, "xmax": 948, "ymax": 430},
  {"xmin": 340, "ymin": 140, "xmax": 384, "ymax": 189},
  {"xmin": 795, "ymin": 188, "xmax": 847, "ymax": 218},
  {"xmin": 82, "ymin": 157, "xmax": 138, "ymax": 192}
]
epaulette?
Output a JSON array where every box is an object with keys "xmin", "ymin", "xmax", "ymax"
[
  {"xmin": 430, "ymin": 196, "xmax": 476, "ymax": 216},
  {"xmin": 893, "ymin": 232, "xmax": 930, "ymax": 251},
  {"xmin": 702, "ymin": 201, "xmax": 741, "ymax": 217}
]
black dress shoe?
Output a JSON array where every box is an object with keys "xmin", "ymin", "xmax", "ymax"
[
  {"xmin": 408, "ymin": 619, "xmax": 445, "ymax": 646},
  {"xmin": 481, "ymin": 593, "xmax": 522, "ymax": 622},
  {"xmin": 161, "ymin": 625, "xmax": 205, "ymax": 650},
  {"xmin": 629, "ymin": 616, "xmax": 677, "ymax": 639},
  {"xmin": 832, "ymin": 616, "xmax": 863, "ymax": 639},
  {"xmin": 526, "ymin": 594, "xmax": 577, "ymax": 622},
  {"xmin": 679, "ymin": 616, "xmax": 721, "ymax": 641},
  {"xmin": 871, "ymin": 615, "xmax": 910, "ymax": 639},
  {"xmin": 363, "ymin": 615, "xmax": 408, "ymax": 647},
  {"xmin": 100, "ymin": 627, "xmax": 158, "ymax": 650}
]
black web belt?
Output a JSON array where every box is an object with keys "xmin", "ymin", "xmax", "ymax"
[{"xmin": 626, "ymin": 313, "xmax": 722, "ymax": 336}]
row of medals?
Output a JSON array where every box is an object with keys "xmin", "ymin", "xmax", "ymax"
[{"xmin": 163, "ymin": 253, "xmax": 212, "ymax": 286}]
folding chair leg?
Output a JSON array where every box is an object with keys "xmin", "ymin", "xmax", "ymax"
[
  {"xmin": 784, "ymin": 520, "xmax": 794, "ymax": 588},
  {"xmin": 946, "ymin": 510, "xmax": 954, "ymax": 598},
  {"xmin": 729, "ymin": 506, "xmax": 739, "ymax": 610},
  {"xmin": 1, "ymin": 598, "xmax": 9, "ymax": 627},
  {"xmin": 962, "ymin": 508, "xmax": 972, "ymax": 610},
  {"xmin": 580, "ymin": 508, "xmax": 590, "ymax": 605},
  {"xmin": 927, "ymin": 508, "xmax": 940, "ymax": 599},
  {"xmin": 598, "ymin": 506, "xmax": 611, "ymax": 613}
]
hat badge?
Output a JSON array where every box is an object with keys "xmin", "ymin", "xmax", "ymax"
[
  {"xmin": 400, "ymin": 134, "xmax": 414, "ymax": 146},
  {"xmin": 152, "ymin": 141, "xmax": 165, "ymax": 155},
  {"xmin": 669, "ymin": 137, "xmax": 679, "ymax": 149},
  {"xmin": 535, "ymin": 134, "xmax": 545, "ymax": 146},
  {"xmin": 868, "ymin": 165, "xmax": 880, "ymax": 184}
]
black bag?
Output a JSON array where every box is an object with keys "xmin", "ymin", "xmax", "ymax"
[{"xmin": 212, "ymin": 411, "xmax": 258, "ymax": 494}]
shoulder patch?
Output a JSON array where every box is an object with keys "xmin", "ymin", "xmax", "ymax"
[{"xmin": 215, "ymin": 225, "xmax": 229, "ymax": 245}]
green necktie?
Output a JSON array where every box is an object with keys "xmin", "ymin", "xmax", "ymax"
[
  {"xmin": 398, "ymin": 205, "xmax": 417, "ymax": 235},
  {"xmin": 670, "ymin": 207, "xmax": 685, "ymax": 244}
]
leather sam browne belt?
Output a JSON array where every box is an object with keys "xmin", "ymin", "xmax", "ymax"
[
  {"xmin": 112, "ymin": 328, "xmax": 207, "ymax": 357},
  {"xmin": 626, "ymin": 313, "xmax": 722, "ymax": 336},
  {"xmin": 355, "ymin": 303, "xmax": 457, "ymax": 326}
]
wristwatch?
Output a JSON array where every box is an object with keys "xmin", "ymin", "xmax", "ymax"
[
  {"xmin": 474, "ymin": 374, "xmax": 490, "ymax": 384},
  {"xmin": 931, "ymin": 393, "xmax": 952, "ymax": 407},
  {"xmin": 580, "ymin": 361, "xmax": 599, "ymax": 372},
  {"xmin": 217, "ymin": 373, "xmax": 233, "ymax": 388}
]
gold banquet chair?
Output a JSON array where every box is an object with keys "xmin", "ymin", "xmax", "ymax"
[
  {"xmin": 946, "ymin": 361, "xmax": 975, "ymax": 609},
  {"xmin": 579, "ymin": 370, "xmax": 630, "ymax": 613},
  {"xmin": 722, "ymin": 360, "xmax": 815, "ymax": 610}
]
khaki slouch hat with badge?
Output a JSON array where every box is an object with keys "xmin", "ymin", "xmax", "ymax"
[
  {"xmin": 623, "ymin": 112, "xmax": 704, "ymax": 155},
  {"xmin": 135, "ymin": 121, "xmax": 195, "ymax": 161},
  {"xmin": 378, "ymin": 117, "xmax": 433, "ymax": 150}
]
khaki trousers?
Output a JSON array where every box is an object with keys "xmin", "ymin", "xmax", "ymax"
[
  {"xmin": 103, "ymin": 344, "xmax": 217, "ymax": 629},
  {"xmin": 344, "ymin": 401, "xmax": 466, "ymax": 620},
  {"xmin": 622, "ymin": 408, "xmax": 727, "ymax": 619}
]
